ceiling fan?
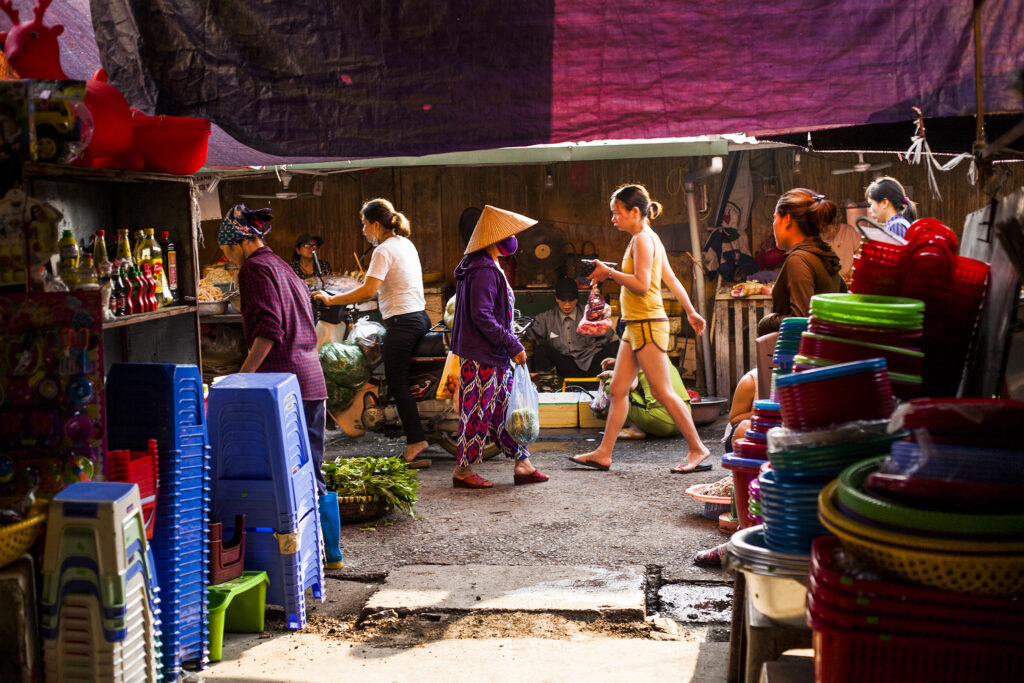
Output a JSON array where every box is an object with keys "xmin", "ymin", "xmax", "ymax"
[
  {"xmin": 832, "ymin": 152, "xmax": 892, "ymax": 175},
  {"xmin": 240, "ymin": 174, "xmax": 323, "ymax": 200}
]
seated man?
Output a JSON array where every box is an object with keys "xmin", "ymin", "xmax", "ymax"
[{"xmin": 527, "ymin": 277, "xmax": 618, "ymax": 378}]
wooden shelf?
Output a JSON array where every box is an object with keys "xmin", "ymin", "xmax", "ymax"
[
  {"xmin": 22, "ymin": 162, "xmax": 193, "ymax": 185},
  {"xmin": 103, "ymin": 305, "xmax": 197, "ymax": 329},
  {"xmin": 202, "ymin": 313, "xmax": 243, "ymax": 323}
]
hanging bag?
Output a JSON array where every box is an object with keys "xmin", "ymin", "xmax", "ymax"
[{"xmin": 505, "ymin": 363, "xmax": 540, "ymax": 446}]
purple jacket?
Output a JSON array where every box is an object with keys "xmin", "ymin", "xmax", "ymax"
[{"xmin": 451, "ymin": 251, "xmax": 523, "ymax": 366}]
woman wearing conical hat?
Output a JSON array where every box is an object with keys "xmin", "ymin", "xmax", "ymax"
[{"xmin": 449, "ymin": 206, "xmax": 549, "ymax": 488}]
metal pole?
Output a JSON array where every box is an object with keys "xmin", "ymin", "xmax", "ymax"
[
  {"xmin": 973, "ymin": 0, "xmax": 986, "ymax": 207},
  {"xmin": 685, "ymin": 181, "xmax": 715, "ymax": 395}
]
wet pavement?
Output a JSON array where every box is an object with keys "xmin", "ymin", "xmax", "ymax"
[{"xmin": 325, "ymin": 413, "xmax": 733, "ymax": 584}]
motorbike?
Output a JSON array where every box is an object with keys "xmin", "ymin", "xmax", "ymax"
[{"xmin": 313, "ymin": 293, "xmax": 534, "ymax": 459}]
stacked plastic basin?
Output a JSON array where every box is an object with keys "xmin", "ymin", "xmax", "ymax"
[
  {"xmin": 40, "ymin": 482, "xmax": 161, "ymax": 682},
  {"xmin": 799, "ymin": 294, "xmax": 925, "ymax": 399},
  {"xmin": 808, "ymin": 535, "xmax": 1024, "ymax": 682},
  {"xmin": 722, "ymin": 399, "xmax": 781, "ymax": 529},
  {"xmin": 207, "ymin": 373, "xmax": 324, "ymax": 630},
  {"xmin": 848, "ymin": 220, "xmax": 990, "ymax": 396},
  {"xmin": 769, "ymin": 317, "xmax": 807, "ymax": 399},
  {"xmin": 107, "ymin": 363, "xmax": 210, "ymax": 680}
]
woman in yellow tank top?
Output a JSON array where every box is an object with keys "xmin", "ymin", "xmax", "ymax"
[{"xmin": 569, "ymin": 184, "xmax": 712, "ymax": 473}]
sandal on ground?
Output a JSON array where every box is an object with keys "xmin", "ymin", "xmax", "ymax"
[
  {"xmin": 670, "ymin": 462, "xmax": 712, "ymax": 474},
  {"xmin": 513, "ymin": 469, "xmax": 550, "ymax": 485},
  {"xmin": 566, "ymin": 456, "xmax": 610, "ymax": 471},
  {"xmin": 617, "ymin": 427, "xmax": 647, "ymax": 440},
  {"xmin": 452, "ymin": 473, "xmax": 493, "ymax": 489},
  {"xmin": 403, "ymin": 458, "xmax": 432, "ymax": 469},
  {"xmin": 693, "ymin": 543, "xmax": 728, "ymax": 568}
]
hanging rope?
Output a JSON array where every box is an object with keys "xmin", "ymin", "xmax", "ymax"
[{"xmin": 905, "ymin": 107, "xmax": 976, "ymax": 200}]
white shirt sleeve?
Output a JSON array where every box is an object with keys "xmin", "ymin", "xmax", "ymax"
[{"xmin": 365, "ymin": 243, "xmax": 392, "ymax": 281}]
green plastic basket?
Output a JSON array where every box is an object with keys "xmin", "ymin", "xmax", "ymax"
[
  {"xmin": 837, "ymin": 458, "xmax": 1024, "ymax": 537},
  {"xmin": 768, "ymin": 432, "xmax": 905, "ymax": 469},
  {"xmin": 810, "ymin": 293, "xmax": 924, "ymax": 329}
]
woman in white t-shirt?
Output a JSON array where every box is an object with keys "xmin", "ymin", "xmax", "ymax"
[{"xmin": 312, "ymin": 198, "xmax": 432, "ymax": 468}]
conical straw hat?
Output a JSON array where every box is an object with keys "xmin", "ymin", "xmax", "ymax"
[{"xmin": 464, "ymin": 205, "xmax": 538, "ymax": 254}]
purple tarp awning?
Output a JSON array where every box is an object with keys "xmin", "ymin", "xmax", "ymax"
[{"xmin": 21, "ymin": 1, "xmax": 1024, "ymax": 166}]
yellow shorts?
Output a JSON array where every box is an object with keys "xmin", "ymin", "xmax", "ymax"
[{"xmin": 621, "ymin": 319, "xmax": 670, "ymax": 352}]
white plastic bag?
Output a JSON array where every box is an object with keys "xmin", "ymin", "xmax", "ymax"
[
  {"xmin": 350, "ymin": 318, "xmax": 387, "ymax": 366},
  {"xmin": 505, "ymin": 363, "xmax": 540, "ymax": 446}
]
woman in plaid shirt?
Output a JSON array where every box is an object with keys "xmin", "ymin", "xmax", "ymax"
[{"xmin": 218, "ymin": 204, "xmax": 329, "ymax": 495}]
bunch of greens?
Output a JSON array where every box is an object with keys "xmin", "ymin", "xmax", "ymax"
[
  {"xmin": 322, "ymin": 457, "xmax": 420, "ymax": 516},
  {"xmin": 320, "ymin": 341, "xmax": 370, "ymax": 414}
]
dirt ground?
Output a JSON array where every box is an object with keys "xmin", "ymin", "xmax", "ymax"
[{"xmin": 324, "ymin": 414, "xmax": 733, "ymax": 582}]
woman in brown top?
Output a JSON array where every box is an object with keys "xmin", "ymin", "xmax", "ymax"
[{"xmin": 757, "ymin": 189, "xmax": 846, "ymax": 336}]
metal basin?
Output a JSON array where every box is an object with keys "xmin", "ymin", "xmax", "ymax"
[{"xmin": 691, "ymin": 396, "xmax": 728, "ymax": 425}]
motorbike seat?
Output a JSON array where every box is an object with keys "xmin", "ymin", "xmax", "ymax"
[{"xmin": 413, "ymin": 330, "xmax": 447, "ymax": 358}]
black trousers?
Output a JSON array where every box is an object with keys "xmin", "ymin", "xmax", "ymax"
[
  {"xmin": 382, "ymin": 310, "xmax": 430, "ymax": 444},
  {"xmin": 303, "ymin": 399, "xmax": 327, "ymax": 495},
  {"xmin": 532, "ymin": 341, "xmax": 619, "ymax": 377}
]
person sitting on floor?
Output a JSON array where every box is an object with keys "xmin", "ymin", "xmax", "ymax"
[
  {"xmin": 598, "ymin": 357, "xmax": 696, "ymax": 449},
  {"xmin": 526, "ymin": 277, "xmax": 619, "ymax": 378}
]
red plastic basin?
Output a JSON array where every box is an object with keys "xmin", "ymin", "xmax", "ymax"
[{"xmin": 132, "ymin": 114, "xmax": 211, "ymax": 175}]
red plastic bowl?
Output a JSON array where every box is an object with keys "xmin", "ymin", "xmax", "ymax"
[
  {"xmin": 733, "ymin": 437, "xmax": 768, "ymax": 460},
  {"xmin": 776, "ymin": 360, "xmax": 894, "ymax": 431},
  {"xmin": 798, "ymin": 333, "xmax": 923, "ymax": 376},
  {"xmin": 808, "ymin": 318, "xmax": 922, "ymax": 345},
  {"xmin": 132, "ymin": 114, "xmax": 211, "ymax": 175}
]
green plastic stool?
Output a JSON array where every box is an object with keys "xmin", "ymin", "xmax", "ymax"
[{"xmin": 207, "ymin": 570, "xmax": 269, "ymax": 662}]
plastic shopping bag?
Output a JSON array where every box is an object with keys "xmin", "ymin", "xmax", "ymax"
[
  {"xmin": 589, "ymin": 379, "xmax": 610, "ymax": 417},
  {"xmin": 505, "ymin": 363, "xmax": 540, "ymax": 446},
  {"xmin": 436, "ymin": 352, "xmax": 460, "ymax": 400}
]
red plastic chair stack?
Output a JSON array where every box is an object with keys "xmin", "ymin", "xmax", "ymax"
[
  {"xmin": 208, "ymin": 514, "xmax": 246, "ymax": 585},
  {"xmin": 849, "ymin": 219, "xmax": 989, "ymax": 396},
  {"xmin": 107, "ymin": 438, "xmax": 159, "ymax": 539}
]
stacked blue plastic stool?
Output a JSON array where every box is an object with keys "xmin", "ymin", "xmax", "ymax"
[
  {"xmin": 107, "ymin": 363, "xmax": 210, "ymax": 680},
  {"xmin": 40, "ymin": 482, "xmax": 162, "ymax": 682},
  {"xmin": 207, "ymin": 373, "xmax": 324, "ymax": 630}
]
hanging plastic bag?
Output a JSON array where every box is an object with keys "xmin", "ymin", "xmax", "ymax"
[
  {"xmin": 577, "ymin": 284, "xmax": 613, "ymax": 336},
  {"xmin": 350, "ymin": 318, "xmax": 387, "ymax": 366},
  {"xmin": 505, "ymin": 363, "xmax": 540, "ymax": 446},
  {"xmin": 589, "ymin": 379, "xmax": 610, "ymax": 417},
  {"xmin": 436, "ymin": 351, "xmax": 460, "ymax": 399}
]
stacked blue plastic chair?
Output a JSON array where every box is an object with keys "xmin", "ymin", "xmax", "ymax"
[
  {"xmin": 107, "ymin": 363, "xmax": 210, "ymax": 680},
  {"xmin": 207, "ymin": 373, "xmax": 324, "ymax": 630},
  {"xmin": 40, "ymin": 482, "xmax": 162, "ymax": 682}
]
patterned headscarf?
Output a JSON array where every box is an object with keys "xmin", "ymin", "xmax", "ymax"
[{"xmin": 218, "ymin": 204, "xmax": 274, "ymax": 245}]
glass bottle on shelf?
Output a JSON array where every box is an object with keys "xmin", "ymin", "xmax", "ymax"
[
  {"xmin": 115, "ymin": 229, "xmax": 133, "ymax": 267},
  {"xmin": 74, "ymin": 254, "xmax": 99, "ymax": 289},
  {"xmin": 144, "ymin": 228, "xmax": 168, "ymax": 306},
  {"xmin": 93, "ymin": 230, "xmax": 110, "ymax": 277},
  {"xmin": 160, "ymin": 231, "xmax": 178, "ymax": 302},
  {"xmin": 58, "ymin": 229, "xmax": 79, "ymax": 284},
  {"xmin": 132, "ymin": 229, "xmax": 150, "ymax": 267},
  {"xmin": 121, "ymin": 264, "xmax": 136, "ymax": 315}
]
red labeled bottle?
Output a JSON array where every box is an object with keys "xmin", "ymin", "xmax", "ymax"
[
  {"xmin": 128, "ymin": 266, "xmax": 145, "ymax": 313},
  {"xmin": 142, "ymin": 263, "xmax": 158, "ymax": 312}
]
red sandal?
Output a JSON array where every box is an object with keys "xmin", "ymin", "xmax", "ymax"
[
  {"xmin": 513, "ymin": 469, "xmax": 549, "ymax": 486},
  {"xmin": 453, "ymin": 473, "xmax": 493, "ymax": 489}
]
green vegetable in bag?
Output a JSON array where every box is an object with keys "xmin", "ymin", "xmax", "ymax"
[
  {"xmin": 506, "ymin": 407, "xmax": 539, "ymax": 445},
  {"xmin": 326, "ymin": 381, "xmax": 355, "ymax": 413},
  {"xmin": 319, "ymin": 341, "xmax": 369, "ymax": 388}
]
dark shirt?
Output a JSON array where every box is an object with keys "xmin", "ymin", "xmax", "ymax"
[
  {"xmin": 527, "ymin": 303, "xmax": 617, "ymax": 370},
  {"xmin": 451, "ymin": 251, "xmax": 523, "ymax": 366},
  {"xmin": 239, "ymin": 246, "xmax": 327, "ymax": 400},
  {"xmin": 289, "ymin": 256, "xmax": 333, "ymax": 288}
]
